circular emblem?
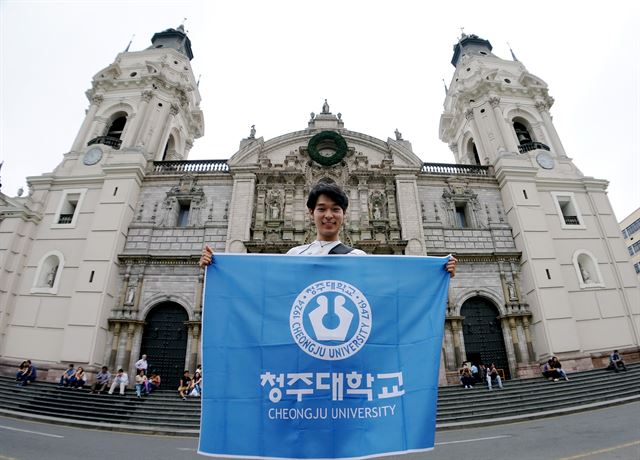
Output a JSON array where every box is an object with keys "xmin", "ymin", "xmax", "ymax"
[
  {"xmin": 290, "ymin": 280, "xmax": 372, "ymax": 361},
  {"xmin": 307, "ymin": 131, "xmax": 348, "ymax": 166}
]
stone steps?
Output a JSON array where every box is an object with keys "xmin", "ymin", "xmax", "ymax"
[{"xmin": 0, "ymin": 363, "xmax": 637, "ymax": 435}]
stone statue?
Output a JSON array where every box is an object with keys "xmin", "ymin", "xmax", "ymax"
[
  {"xmin": 46, "ymin": 265, "xmax": 58, "ymax": 287},
  {"xmin": 125, "ymin": 286, "xmax": 136, "ymax": 305},
  {"xmin": 395, "ymin": 128, "xmax": 403, "ymax": 141},
  {"xmin": 249, "ymin": 125, "xmax": 256, "ymax": 139},
  {"xmin": 266, "ymin": 190, "xmax": 282, "ymax": 220},
  {"xmin": 579, "ymin": 263, "xmax": 593, "ymax": 284},
  {"xmin": 369, "ymin": 191, "xmax": 386, "ymax": 220},
  {"xmin": 322, "ymin": 99, "xmax": 330, "ymax": 114},
  {"xmin": 507, "ymin": 282, "xmax": 517, "ymax": 300}
]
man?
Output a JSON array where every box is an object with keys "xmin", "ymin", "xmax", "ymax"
[
  {"xmin": 59, "ymin": 363, "xmax": 75, "ymax": 387},
  {"xmin": 134, "ymin": 354, "xmax": 148, "ymax": 373},
  {"xmin": 16, "ymin": 360, "xmax": 37, "ymax": 387},
  {"xmin": 200, "ymin": 181, "xmax": 457, "ymax": 275},
  {"xmin": 108, "ymin": 368, "xmax": 129, "ymax": 396},
  {"xmin": 90, "ymin": 366, "xmax": 111, "ymax": 394},
  {"xmin": 608, "ymin": 350, "xmax": 627, "ymax": 372},
  {"xmin": 486, "ymin": 363, "xmax": 503, "ymax": 390},
  {"xmin": 178, "ymin": 370, "xmax": 192, "ymax": 400}
]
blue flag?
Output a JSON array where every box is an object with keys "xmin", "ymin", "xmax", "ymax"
[{"xmin": 199, "ymin": 254, "xmax": 450, "ymax": 459}]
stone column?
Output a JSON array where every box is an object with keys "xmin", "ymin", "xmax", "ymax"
[
  {"xmin": 386, "ymin": 180, "xmax": 401, "ymax": 239},
  {"xmin": 498, "ymin": 269, "xmax": 510, "ymax": 311},
  {"xmin": 119, "ymin": 265, "xmax": 132, "ymax": 307},
  {"xmin": 128, "ymin": 90, "xmax": 153, "ymax": 147},
  {"xmin": 284, "ymin": 181, "xmax": 295, "ymax": 231},
  {"xmin": 536, "ymin": 100, "xmax": 567, "ymax": 157},
  {"xmin": 133, "ymin": 274, "xmax": 144, "ymax": 311},
  {"xmin": 149, "ymin": 103, "xmax": 179, "ymax": 159},
  {"xmin": 129, "ymin": 323, "xmax": 144, "ymax": 374},
  {"xmin": 71, "ymin": 94, "xmax": 103, "ymax": 152},
  {"xmin": 508, "ymin": 317, "xmax": 522, "ymax": 363},
  {"xmin": 108, "ymin": 322, "xmax": 121, "ymax": 369},
  {"xmin": 90, "ymin": 116, "xmax": 109, "ymax": 144},
  {"xmin": 522, "ymin": 316, "xmax": 535, "ymax": 361},
  {"xmin": 511, "ymin": 263, "xmax": 524, "ymax": 302},
  {"xmin": 187, "ymin": 322, "xmax": 201, "ymax": 372},
  {"xmin": 123, "ymin": 322, "xmax": 136, "ymax": 374},
  {"xmin": 114, "ymin": 324, "xmax": 128, "ymax": 369},
  {"xmin": 358, "ymin": 180, "xmax": 369, "ymax": 237},
  {"xmin": 489, "ymin": 96, "xmax": 518, "ymax": 153},
  {"xmin": 443, "ymin": 320, "xmax": 456, "ymax": 371},
  {"xmin": 450, "ymin": 318, "xmax": 464, "ymax": 368},
  {"xmin": 225, "ymin": 173, "xmax": 256, "ymax": 253},
  {"xmin": 395, "ymin": 175, "xmax": 425, "ymax": 255},
  {"xmin": 464, "ymin": 109, "xmax": 485, "ymax": 162}
]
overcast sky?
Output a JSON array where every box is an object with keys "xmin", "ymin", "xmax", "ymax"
[{"xmin": 1, "ymin": 1, "xmax": 638, "ymax": 221}]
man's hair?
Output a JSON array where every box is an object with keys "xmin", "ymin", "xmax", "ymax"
[
  {"xmin": 68, "ymin": 363, "xmax": 74, "ymax": 368},
  {"xmin": 306, "ymin": 180, "xmax": 348, "ymax": 211},
  {"xmin": 118, "ymin": 368, "xmax": 123, "ymax": 372},
  {"xmin": 101, "ymin": 366, "xmax": 108, "ymax": 371}
]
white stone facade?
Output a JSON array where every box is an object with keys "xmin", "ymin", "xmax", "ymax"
[{"xmin": 0, "ymin": 30, "xmax": 638, "ymax": 386}]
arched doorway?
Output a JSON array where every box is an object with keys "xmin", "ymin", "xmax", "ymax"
[
  {"xmin": 140, "ymin": 302, "xmax": 189, "ymax": 388},
  {"xmin": 461, "ymin": 296, "xmax": 510, "ymax": 378}
]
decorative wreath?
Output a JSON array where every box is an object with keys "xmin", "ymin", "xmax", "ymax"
[{"xmin": 307, "ymin": 131, "xmax": 348, "ymax": 166}]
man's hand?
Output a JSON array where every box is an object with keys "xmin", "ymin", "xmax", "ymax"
[
  {"xmin": 199, "ymin": 245, "xmax": 214, "ymax": 268},
  {"xmin": 446, "ymin": 256, "xmax": 457, "ymax": 278}
]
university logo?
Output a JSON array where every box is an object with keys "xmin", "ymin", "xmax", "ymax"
[{"xmin": 289, "ymin": 280, "xmax": 372, "ymax": 361}]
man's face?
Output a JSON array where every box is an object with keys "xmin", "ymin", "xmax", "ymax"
[{"xmin": 310, "ymin": 194, "xmax": 344, "ymax": 241}]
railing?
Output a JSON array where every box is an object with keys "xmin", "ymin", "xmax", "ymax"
[
  {"xmin": 88, "ymin": 136, "xmax": 122, "ymax": 150},
  {"xmin": 421, "ymin": 162, "xmax": 489, "ymax": 176},
  {"xmin": 152, "ymin": 160, "xmax": 229, "ymax": 174},
  {"xmin": 564, "ymin": 215, "xmax": 580, "ymax": 225},
  {"xmin": 518, "ymin": 141, "xmax": 550, "ymax": 154},
  {"xmin": 58, "ymin": 214, "xmax": 74, "ymax": 224}
]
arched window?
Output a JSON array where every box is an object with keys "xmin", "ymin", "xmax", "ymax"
[
  {"xmin": 572, "ymin": 250, "xmax": 604, "ymax": 289},
  {"xmin": 163, "ymin": 134, "xmax": 176, "ymax": 161},
  {"xmin": 106, "ymin": 113, "xmax": 127, "ymax": 140},
  {"xmin": 513, "ymin": 120, "xmax": 533, "ymax": 146},
  {"xmin": 31, "ymin": 251, "xmax": 65, "ymax": 294},
  {"xmin": 466, "ymin": 137, "xmax": 481, "ymax": 165}
]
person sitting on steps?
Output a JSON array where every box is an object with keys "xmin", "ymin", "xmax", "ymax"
[
  {"xmin": 69, "ymin": 366, "xmax": 86, "ymax": 389},
  {"xmin": 607, "ymin": 350, "xmax": 627, "ymax": 372},
  {"xmin": 135, "ymin": 369, "xmax": 148, "ymax": 399},
  {"xmin": 178, "ymin": 370, "xmax": 192, "ymax": 400},
  {"xmin": 542, "ymin": 360, "xmax": 562, "ymax": 381},
  {"xmin": 148, "ymin": 372, "xmax": 161, "ymax": 393},
  {"xmin": 108, "ymin": 368, "xmax": 129, "ymax": 396},
  {"xmin": 486, "ymin": 363, "xmax": 503, "ymax": 390},
  {"xmin": 59, "ymin": 363, "xmax": 75, "ymax": 387},
  {"xmin": 16, "ymin": 361, "xmax": 37, "ymax": 387},
  {"xmin": 459, "ymin": 365, "xmax": 475, "ymax": 389},
  {"xmin": 90, "ymin": 366, "xmax": 111, "ymax": 394},
  {"xmin": 549, "ymin": 356, "xmax": 569, "ymax": 381}
]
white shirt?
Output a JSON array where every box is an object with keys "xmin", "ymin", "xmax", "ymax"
[
  {"xmin": 286, "ymin": 240, "xmax": 366, "ymax": 256},
  {"xmin": 134, "ymin": 358, "xmax": 147, "ymax": 370}
]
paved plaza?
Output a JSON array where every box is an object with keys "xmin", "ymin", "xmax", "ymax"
[{"xmin": 0, "ymin": 402, "xmax": 638, "ymax": 460}]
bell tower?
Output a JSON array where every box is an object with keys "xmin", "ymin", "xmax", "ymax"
[
  {"xmin": 0, "ymin": 25, "xmax": 204, "ymax": 372},
  {"xmin": 440, "ymin": 34, "xmax": 639, "ymax": 365},
  {"xmin": 69, "ymin": 24, "xmax": 203, "ymax": 163}
]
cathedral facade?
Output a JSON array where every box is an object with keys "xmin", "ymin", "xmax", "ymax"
[{"xmin": 1, "ymin": 28, "xmax": 638, "ymax": 386}]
